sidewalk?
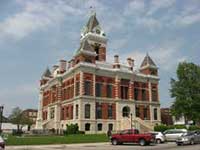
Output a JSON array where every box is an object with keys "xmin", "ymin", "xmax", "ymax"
[{"xmin": 6, "ymin": 142, "xmax": 110, "ymax": 150}]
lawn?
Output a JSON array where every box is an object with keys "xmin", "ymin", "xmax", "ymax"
[{"xmin": 6, "ymin": 134, "xmax": 109, "ymax": 145}]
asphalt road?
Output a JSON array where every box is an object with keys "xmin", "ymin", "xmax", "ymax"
[{"xmin": 6, "ymin": 142, "xmax": 200, "ymax": 150}]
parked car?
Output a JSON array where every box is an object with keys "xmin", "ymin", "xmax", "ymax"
[
  {"xmin": 150, "ymin": 132, "xmax": 165, "ymax": 144},
  {"xmin": 176, "ymin": 131, "xmax": 200, "ymax": 146},
  {"xmin": 0, "ymin": 136, "xmax": 5, "ymax": 150},
  {"xmin": 163, "ymin": 129, "xmax": 187, "ymax": 142},
  {"xmin": 111, "ymin": 129, "xmax": 155, "ymax": 146}
]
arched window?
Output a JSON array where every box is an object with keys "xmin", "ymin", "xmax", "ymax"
[
  {"xmin": 85, "ymin": 104, "xmax": 90, "ymax": 119},
  {"xmin": 85, "ymin": 123, "xmax": 90, "ymax": 131},
  {"xmin": 122, "ymin": 106, "xmax": 130, "ymax": 117},
  {"xmin": 97, "ymin": 123, "xmax": 103, "ymax": 131}
]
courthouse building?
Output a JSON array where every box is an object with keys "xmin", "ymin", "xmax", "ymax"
[{"xmin": 36, "ymin": 12, "xmax": 161, "ymax": 133}]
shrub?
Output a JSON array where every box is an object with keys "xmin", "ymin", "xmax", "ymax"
[
  {"xmin": 188, "ymin": 125, "xmax": 200, "ymax": 131},
  {"xmin": 154, "ymin": 124, "xmax": 169, "ymax": 132},
  {"xmin": 64, "ymin": 123, "xmax": 79, "ymax": 135}
]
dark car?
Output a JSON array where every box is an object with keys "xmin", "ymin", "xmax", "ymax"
[
  {"xmin": 111, "ymin": 129, "xmax": 155, "ymax": 146},
  {"xmin": 176, "ymin": 131, "xmax": 200, "ymax": 146}
]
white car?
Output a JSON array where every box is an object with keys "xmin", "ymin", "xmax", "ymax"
[
  {"xmin": 0, "ymin": 136, "xmax": 5, "ymax": 150},
  {"xmin": 150, "ymin": 132, "xmax": 165, "ymax": 144},
  {"xmin": 163, "ymin": 129, "xmax": 187, "ymax": 142}
]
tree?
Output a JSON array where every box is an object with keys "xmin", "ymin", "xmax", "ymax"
[
  {"xmin": 9, "ymin": 107, "xmax": 34, "ymax": 132},
  {"xmin": 170, "ymin": 62, "xmax": 200, "ymax": 125}
]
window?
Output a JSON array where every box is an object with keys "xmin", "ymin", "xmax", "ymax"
[
  {"xmin": 75, "ymin": 82, "xmax": 80, "ymax": 96},
  {"xmin": 108, "ymin": 124, "xmax": 113, "ymax": 131},
  {"xmin": 96, "ymin": 83, "xmax": 102, "ymax": 97},
  {"xmin": 76, "ymin": 104, "xmax": 79, "ymax": 119},
  {"xmin": 85, "ymin": 123, "xmax": 90, "ymax": 131},
  {"xmin": 143, "ymin": 107, "xmax": 148, "ymax": 120},
  {"xmin": 122, "ymin": 106, "xmax": 130, "ymax": 117},
  {"xmin": 142, "ymin": 89, "xmax": 146, "ymax": 101},
  {"xmin": 121, "ymin": 86, "xmax": 128, "ymax": 99},
  {"xmin": 84, "ymin": 81, "xmax": 91, "ymax": 96},
  {"xmin": 107, "ymin": 84, "xmax": 112, "ymax": 98},
  {"xmin": 154, "ymin": 108, "xmax": 158, "ymax": 120},
  {"xmin": 66, "ymin": 107, "xmax": 69, "ymax": 118},
  {"xmin": 50, "ymin": 108, "xmax": 55, "ymax": 119},
  {"xmin": 134, "ymin": 88, "xmax": 139, "ymax": 100},
  {"xmin": 136, "ymin": 106, "xmax": 140, "ymax": 117},
  {"xmin": 108, "ymin": 105, "xmax": 113, "ymax": 119},
  {"xmin": 85, "ymin": 104, "xmax": 90, "ymax": 119},
  {"xmin": 96, "ymin": 104, "xmax": 102, "ymax": 119},
  {"xmin": 152, "ymin": 87, "xmax": 157, "ymax": 101},
  {"xmin": 95, "ymin": 45, "xmax": 100, "ymax": 60},
  {"xmin": 61, "ymin": 108, "xmax": 64, "ymax": 120},
  {"xmin": 97, "ymin": 123, "xmax": 102, "ymax": 131}
]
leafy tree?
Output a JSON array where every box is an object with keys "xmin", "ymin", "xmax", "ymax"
[
  {"xmin": 9, "ymin": 107, "xmax": 34, "ymax": 132},
  {"xmin": 170, "ymin": 62, "xmax": 200, "ymax": 125}
]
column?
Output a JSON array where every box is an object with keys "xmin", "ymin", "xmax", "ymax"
[
  {"xmin": 80, "ymin": 72, "xmax": 84, "ymax": 96},
  {"xmin": 93, "ymin": 74, "xmax": 96, "ymax": 97},
  {"xmin": 129, "ymin": 81, "xmax": 133, "ymax": 100},
  {"xmin": 148, "ymin": 80, "xmax": 153, "ymax": 122},
  {"xmin": 115, "ymin": 76, "xmax": 120, "ymax": 99}
]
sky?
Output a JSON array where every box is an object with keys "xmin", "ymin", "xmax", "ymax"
[{"xmin": 0, "ymin": 0, "xmax": 200, "ymax": 116}]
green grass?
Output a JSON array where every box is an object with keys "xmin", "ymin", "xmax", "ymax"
[{"xmin": 6, "ymin": 134, "xmax": 109, "ymax": 145}]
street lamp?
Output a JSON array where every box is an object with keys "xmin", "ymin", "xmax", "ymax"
[
  {"xmin": 0, "ymin": 105, "xmax": 4, "ymax": 133},
  {"xmin": 130, "ymin": 113, "xmax": 133, "ymax": 129}
]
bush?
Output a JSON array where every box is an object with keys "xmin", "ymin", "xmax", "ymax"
[
  {"xmin": 76, "ymin": 131, "xmax": 85, "ymax": 134},
  {"xmin": 188, "ymin": 125, "xmax": 200, "ymax": 131},
  {"xmin": 64, "ymin": 123, "xmax": 80, "ymax": 135},
  {"xmin": 12, "ymin": 129, "xmax": 23, "ymax": 136},
  {"xmin": 154, "ymin": 124, "xmax": 169, "ymax": 132}
]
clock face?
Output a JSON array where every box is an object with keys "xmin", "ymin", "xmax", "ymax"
[{"xmin": 96, "ymin": 29, "xmax": 100, "ymax": 34}]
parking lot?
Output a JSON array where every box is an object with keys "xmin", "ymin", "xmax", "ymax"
[{"xmin": 6, "ymin": 142, "xmax": 200, "ymax": 150}]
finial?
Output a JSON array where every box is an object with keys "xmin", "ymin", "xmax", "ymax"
[{"xmin": 89, "ymin": 6, "xmax": 96, "ymax": 16}]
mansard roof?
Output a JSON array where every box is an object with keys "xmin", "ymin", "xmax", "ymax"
[
  {"xmin": 42, "ymin": 67, "xmax": 52, "ymax": 78},
  {"xmin": 140, "ymin": 53, "xmax": 157, "ymax": 68}
]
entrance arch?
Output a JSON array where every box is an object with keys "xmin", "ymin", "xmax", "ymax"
[{"xmin": 122, "ymin": 106, "xmax": 130, "ymax": 117}]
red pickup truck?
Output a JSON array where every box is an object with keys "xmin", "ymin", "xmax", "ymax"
[{"xmin": 111, "ymin": 129, "xmax": 155, "ymax": 146}]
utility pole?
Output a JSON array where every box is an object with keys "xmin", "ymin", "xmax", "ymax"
[
  {"xmin": 0, "ymin": 105, "xmax": 4, "ymax": 133},
  {"xmin": 130, "ymin": 113, "xmax": 133, "ymax": 130}
]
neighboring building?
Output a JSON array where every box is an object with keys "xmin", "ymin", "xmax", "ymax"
[
  {"xmin": 22, "ymin": 109, "xmax": 38, "ymax": 123},
  {"xmin": 161, "ymin": 108, "xmax": 173, "ymax": 125},
  {"xmin": 1, "ymin": 123, "xmax": 28, "ymax": 133},
  {"xmin": 36, "ymin": 12, "xmax": 161, "ymax": 133}
]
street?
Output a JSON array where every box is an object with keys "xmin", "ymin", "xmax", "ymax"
[{"xmin": 6, "ymin": 142, "xmax": 200, "ymax": 150}]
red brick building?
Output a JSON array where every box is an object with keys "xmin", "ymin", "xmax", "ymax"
[
  {"xmin": 36, "ymin": 12, "xmax": 161, "ymax": 133},
  {"xmin": 161, "ymin": 108, "xmax": 173, "ymax": 125}
]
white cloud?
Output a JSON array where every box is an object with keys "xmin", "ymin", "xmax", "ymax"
[{"xmin": 0, "ymin": 0, "xmax": 83, "ymax": 40}]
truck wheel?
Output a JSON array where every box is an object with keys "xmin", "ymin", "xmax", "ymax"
[
  {"xmin": 156, "ymin": 139, "xmax": 161, "ymax": 144},
  {"xmin": 139, "ymin": 139, "xmax": 146, "ymax": 146},
  {"xmin": 111, "ymin": 139, "xmax": 118, "ymax": 145}
]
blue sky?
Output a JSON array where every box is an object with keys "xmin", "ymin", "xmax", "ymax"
[{"xmin": 0, "ymin": 0, "xmax": 200, "ymax": 116}]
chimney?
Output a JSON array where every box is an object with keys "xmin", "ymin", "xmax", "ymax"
[
  {"xmin": 113, "ymin": 55, "xmax": 120, "ymax": 69},
  {"xmin": 127, "ymin": 58, "xmax": 134, "ymax": 70},
  {"xmin": 59, "ymin": 60, "xmax": 66, "ymax": 73},
  {"xmin": 114, "ymin": 55, "xmax": 119, "ymax": 64}
]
